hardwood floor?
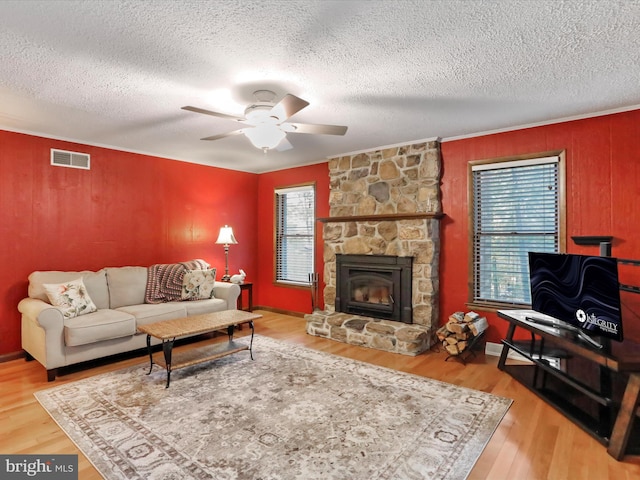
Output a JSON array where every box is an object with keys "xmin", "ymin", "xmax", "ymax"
[{"xmin": 2, "ymin": 310, "xmax": 640, "ymax": 479}]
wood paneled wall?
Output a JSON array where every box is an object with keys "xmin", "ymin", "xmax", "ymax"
[
  {"xmin": 3, "ymin": 107, "xmax": 640, "ymax": 357},
  {"xmin": 0, "ymin": 130, "xmax": 258, "ymax": 355},
  {"xmin": 440, "ymin": 110, "xmax": 640, "ymax": 343},
  {"xmin": 255, "ymin": 163, "xmax": 330, "ymax": 314}
]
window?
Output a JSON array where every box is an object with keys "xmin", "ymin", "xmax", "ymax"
[
  {"xmin": 469, "ymin": 151, "xmax": 565, "ymax": 307},
  {"xmin": 275, "ymin": 184, "xmax": 315, "ymax": 285}
]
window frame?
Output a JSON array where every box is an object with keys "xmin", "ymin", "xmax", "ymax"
[
  {"xmin": 467, "ymin": 150, "xmax": 566, "ymax": 311},
  {"xmin": 274, "ymin": 182, "xmax": 316, "ymax": 288}
]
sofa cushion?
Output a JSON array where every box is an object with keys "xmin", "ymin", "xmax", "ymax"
[
  {"xmin": 173, "ymin": 298, "xmax": 228, "ymax": 316},
  {"xmin": 106, "ymin": 266, "xmax": 148, "ymax": 308},
  {"xmin": 43, "ymin": 277, "xmax": 98, "ymax": 319},
  {"xmin": 64, "ymin": 309, "xmax": 136, "ymax": 347},
  {"xmin": 29, "ymin": 269, "xmax": 109, "ymax": 310},
  {"xmin": 181, "ymin": 268, "xmax": 217, "ymax": 300},
  {"xmin": 116, "ymin": 302, "xmax": 186, "ymax": 327}
]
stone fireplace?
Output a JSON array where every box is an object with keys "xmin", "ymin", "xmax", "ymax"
[{"xmin": 305, "ymin": 140, "xmax": 442, "ymax": 355}]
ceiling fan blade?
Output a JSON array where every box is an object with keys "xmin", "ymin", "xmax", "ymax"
[
  {"xmin": 182, "ymin": 106, "xmax": 244, "ymax": 122},
  {"xmin": 270, "ymin": 94, "xmax": 309, "ymax": 121},
  {"xmin": 276, "ymin": 137, "xmax": 293, "ymax": 152},
  {"xmin": 286, "ymin": 123, "xmax": 348, "ymax": 136},
  {"xmin": 200, "ymin": 129, "xmax": 244, "ymax": 141}
]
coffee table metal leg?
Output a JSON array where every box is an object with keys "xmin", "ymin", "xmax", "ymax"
[
  {"xmin": 145, "ymin": 334, "xmax": 153, "ymax": 374},
  {"xmin": 227, "ymin": 325, "xmax": 234, "ymax": 341},
  {"xmin": 163, "ymin": 338, "xmax": 175, "ymax": 388},
  {"xmin": 249, "ymin": 321, "xmax": 255, "ymax": 360}
]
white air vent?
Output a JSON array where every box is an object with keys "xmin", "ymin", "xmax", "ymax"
[{"xmin": 50, "ymin": 149, "xmax": 90, "ymax": 170}]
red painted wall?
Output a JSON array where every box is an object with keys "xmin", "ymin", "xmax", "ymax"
[
  {"xmin": 255, "ymin": 163, "xmax": 330, "ymax": 314},
  {"xmin": 251, "ymin": 109, "xmax": 640, "ymax": 345},
  {"xmin": 440, "ymin": 109, "xmax": 640, "ymax": 343},
  {"xmin": 3, "ymin": 108, "xmax": 640, "ymax": 357},
  {"xmin": 0, "ymin": 130, "xmax": 258, "ymax": 356}
]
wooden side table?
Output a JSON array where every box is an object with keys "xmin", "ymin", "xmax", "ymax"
[{"xmin": 237, "ymin": 282, "xmax": 253, "ymax": 312}]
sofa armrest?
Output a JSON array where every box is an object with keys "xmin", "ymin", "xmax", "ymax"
[
  {"xmin": 18, "ymin": 298, "xmax": 65, "ymax": 328},
  {"xmin": 212, "ymin": 282, "xmax": 241, "ymax": 310},
  {"xmin": 18, "ymin": 298, "xmax": 66, "ymax": 370}
]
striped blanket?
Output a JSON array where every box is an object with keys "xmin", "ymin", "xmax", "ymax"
[{"xmin": 144, "ymin": 259, "xmax": 210, "ymax": 304}]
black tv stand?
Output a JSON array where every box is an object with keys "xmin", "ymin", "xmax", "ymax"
[{"xmin": 498, "ymin": 309, "xmax": 640, "ymax": 460}]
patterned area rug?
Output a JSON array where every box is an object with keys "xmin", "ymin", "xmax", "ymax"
[{"xmin": 35, "ymin": 335, "xmax": 511, "ymax": 480}]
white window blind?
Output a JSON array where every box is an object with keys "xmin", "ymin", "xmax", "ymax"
[
  {"xmin": 275, "ymin": 185, "xmax": 315, "ymax": 285},
  {"xmin": 472, "ymin": 156, "xmax": 561, "ymax": 305}
]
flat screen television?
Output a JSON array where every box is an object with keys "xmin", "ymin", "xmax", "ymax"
[{"xmin": 528, "ymin": 252, "xmax": 623, "ymax": 344}]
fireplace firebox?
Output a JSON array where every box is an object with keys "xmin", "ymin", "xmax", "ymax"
[{"xmin": 335, "ymin": 254, "xmax": 413, "ymax": 323}]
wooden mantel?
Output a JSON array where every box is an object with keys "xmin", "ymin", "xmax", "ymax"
[{"xmin": 317, "ymin": 212, "xmax": 445, "ymax": 223}]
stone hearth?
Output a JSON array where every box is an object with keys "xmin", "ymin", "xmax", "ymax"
[
  {"xmin": 305, "ymin": 140, "xmax": 442, "ymax": 356},
  {"xmin": 306, "ymin": 311, "xmax": 432, "ymax": 355}
]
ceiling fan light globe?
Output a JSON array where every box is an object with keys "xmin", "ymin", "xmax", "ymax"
[{"xmin": 244, "ymin": 125, "xmax": 286, "ymax": 150}]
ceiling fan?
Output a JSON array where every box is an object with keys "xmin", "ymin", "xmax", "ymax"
[{"xmin": 182, "ymin": 90, "xmax": 348, "ymax": 152}]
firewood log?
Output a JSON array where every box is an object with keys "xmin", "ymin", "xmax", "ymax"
[
  {"xmin": 436, "ymin": 325, "xmax": 450, "ymax": 341},
  {"xmin": 455, "ymin": 331, "xmax": 471, "ymax": 341},
  {"xmin": 444, "ymin": 340, "xmax": 468, "ymax": 355},
  {"xmin": 444, "ymin": 343, "xmax": 460, "ymax": 355},
  {"xmin": 468, "ymin": 316, "xmax": 489, "ymax": 336},
  {"xmin": 446, "ymin": 320, "xmax": 469, "ymax": 334},
  {"xmin": 464, "ymin": 311, "xmax": 480, "ymax": 323}
]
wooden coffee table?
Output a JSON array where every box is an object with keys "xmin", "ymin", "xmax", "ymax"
[{"xmin": 138, "ymin": 310, "xmax": 261, "ymax": 387}]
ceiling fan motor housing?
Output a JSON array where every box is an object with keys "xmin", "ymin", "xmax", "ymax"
[
  {"xmin": 244, "ymin": 90, "xmax": 280, "ymax": 125},
  {"xmin": 244, "ymin": 103, "xmax": 279, "ymax": 124}
]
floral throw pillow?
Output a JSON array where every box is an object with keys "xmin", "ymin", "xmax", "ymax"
[
  {"xmin": 43, "ymin": 277, "xmax": 98, "ymax": 319},
  {"xmin": 181, "ymin": 268, "xmax": 217, "ymax": 300}
]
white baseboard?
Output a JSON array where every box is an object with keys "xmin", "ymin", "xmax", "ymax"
[{"xmin": 484, "ymin": 341, "xmax": 531, "ymax": 362}]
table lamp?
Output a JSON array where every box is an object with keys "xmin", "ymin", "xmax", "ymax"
[{"xmin": 215, "ymin": 225, "xmax": 238, "ymax": 282}]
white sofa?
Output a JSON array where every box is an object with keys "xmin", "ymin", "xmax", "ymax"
[{"xmin": 18, "ymin": 265, "xmax": 240, "ymax": 381}]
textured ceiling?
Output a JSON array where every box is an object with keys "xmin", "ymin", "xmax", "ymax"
[{"xmin": 1, "ymin": 0, "xmax": 639, "ymax": 173}]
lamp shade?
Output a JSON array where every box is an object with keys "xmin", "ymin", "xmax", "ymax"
[
  {"xmin": 215, "ymin": 225, "xmax": 238, "ymax": 245},
  {"xmin": 244, "ymin": 125, "xmax": 286, "ymax": 150}
]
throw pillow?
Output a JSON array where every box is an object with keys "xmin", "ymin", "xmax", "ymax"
[
  {"xmin": 43, "ymin": 277, "xmax": 98, "ymax": 319},
  {"xmin": 181, "ymin": 268, "xmax": 217, "ymax": 300}
]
